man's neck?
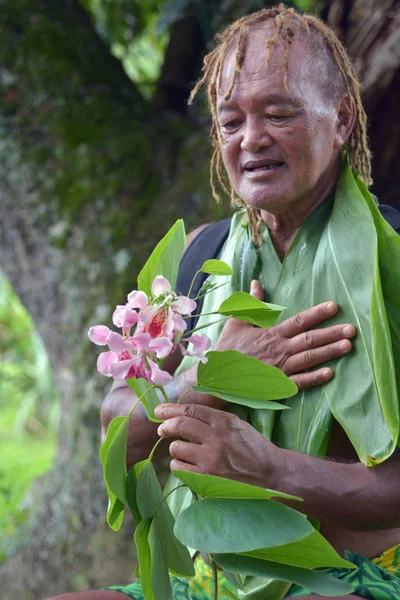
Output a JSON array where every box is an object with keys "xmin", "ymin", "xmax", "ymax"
[{"xmin": 260, "ymin": 167, "xmax": 339, "ymax": 261}]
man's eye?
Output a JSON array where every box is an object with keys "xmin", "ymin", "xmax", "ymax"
[
  {"xmin": 222, "ymin": 120, "xmax": 242, "ymax": 130},
  {"xmin": 266, "ymin": 114, "xmax": 287, "ymax": 123}
]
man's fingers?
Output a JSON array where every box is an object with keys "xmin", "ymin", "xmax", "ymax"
[
  {"xmin": 290, "ymin": 367, "xmax": 333, "ymax": 390},
  {"xmin": 170, "ymin": 458, "xmax": 202, "ymax": 473},
  {"xmin": 155, "ymin": 402, "xmax": 215, "ymax": 424},
  {"xmin": 250, "ymin": 279, "xmax": 264, "ymax": 300},
  {"xmin": 290, "ymin": 324, "xmax": 356, "ymax": 354},
  {"xmin": 169, "ymin": 440, "xmax": 204, "ymax": 465},
  {"xmin": 278, "ymin": 302, "xmax": 338, "ymax": 338},
  {"xmin": 157, "ymin": 415, "xmax": 209, "ymax": 443},
  {"xmin": 285, "ymin": 339, "xmax": 352, "ymax": 375}
]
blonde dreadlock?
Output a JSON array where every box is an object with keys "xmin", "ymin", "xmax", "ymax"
[{"xmin": 189, "ymin": 4, "xmax": 372, "ymax": 244}]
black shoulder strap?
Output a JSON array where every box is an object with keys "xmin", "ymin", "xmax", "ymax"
[
  {"xmin": 176, "ymin": 218, "xmax": 231, "ymax": 332},
  {"xmin": 378, "ymin": 204, "xmax": 400, "ymax": 233}
]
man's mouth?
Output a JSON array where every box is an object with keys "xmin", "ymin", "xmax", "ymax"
[{"xmin": 243, "ymin": 159, "xmax": 284, "ymax": 173}]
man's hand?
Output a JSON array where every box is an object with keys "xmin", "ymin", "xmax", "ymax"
[
  {"xmin": 155, "ymin": 403, "xmax": 277, "ymax": 488},
  {"xmin": 215, "ymin": 280, "xmax": 356, "ymax": 390}
]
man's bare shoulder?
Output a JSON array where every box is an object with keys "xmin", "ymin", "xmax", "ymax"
[{"xmin": 185, "ymin": 223, "xmax": 211, "ymax": 249}]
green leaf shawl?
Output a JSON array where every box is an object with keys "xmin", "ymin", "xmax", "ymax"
[
  {"xmin": 165, "ymin": 160, "xmax": 400, "ymax": 599},
  {"xmin": 172, "ymin": 159, "xmax": 400, "ymax": 467}
]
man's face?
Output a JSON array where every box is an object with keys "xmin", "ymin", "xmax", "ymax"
[{"xmin": 216, "ymin": 29, "xmax": 343, "ymax": 215}]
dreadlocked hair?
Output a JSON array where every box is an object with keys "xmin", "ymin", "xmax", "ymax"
[{"xmin": 189, "ymin": 4, "xmax": 371, "ymax": 245}]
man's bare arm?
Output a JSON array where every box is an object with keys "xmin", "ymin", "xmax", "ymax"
[{"xmin": 156, "ymin": 402, "xmax": 400, "ymax": 532}]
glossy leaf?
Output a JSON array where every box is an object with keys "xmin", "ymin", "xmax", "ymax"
[
  {"xmin": 174, "ymin": 498, "xmax": 311, "ymax": 553},
  {"xmin": 192, "ymin": 387, "xmax": 289, "ymax": 410},
  {"xmin": 127, "ymin": 378, "xmax": 163, "ymax": 423},
  {"xmin": 218, "ymin": 291, "xmax": 285, "ymax": 327},
  {"xmin": 271, "ymin": 163, "xmax": 400, "ymax": 465},
  {"xmin": 99, "ymin": 416, "xmax": 129, "ymax": 528},
  {"xmin": 148, "ymin": 517, "xmax": 173, "ymax": 600},
  {"xmin": 214, "ymin": 553, "xmax": 354, "ymax": 597},
  {"xmin": 104, "ymin": 416, "xmax": 129, "ymax": 503},
  {"xmin": 126, "ymin": 459, "xmax": 148, "ymax": 524},
  {"xmin": 137, "ymin": 461, "xmax": 194, "ymax": 577},
  {"xmin": 200, "ymin": 259, "xmax": 233, "ymax": 276},
  {"xmin": 243, "ymin": 529, "xmax": 355, "ymax": 569},
  {"xmin": 137, "ymin": 219, "xmax": 186, "ymax": 296},
  {"xmin": 106, "ymin": 494, "xmax": 125, "ymax": 531},
  {"xmin": 197, "ymin": 350, "xmax": 298, "ymax": 402},
  {"xmin": 172, "ymin": 471, "xmax": 302, "ymax": 502},
  {"xmin": 134, "ymin": 517, "xmax": 155, "ymax": 600}
]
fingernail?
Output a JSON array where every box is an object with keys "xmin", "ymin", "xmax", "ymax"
[
  {"xmin": 342, "ymin": 325, "xmax": 354, "ymax": 336},
  {"xmin": 250, "ymin": 280, "xmax": 256, "ymax": 294},
  {"xmin": 339, "ymin": 340, "xmax": 351, "ymax": 352},
  {"xmin": 325, "ymin": 302, "xmax": 336, "ymax": 314},
  {"xmin": 322, "ymin": 368, "xmax": 332, "ymax": 379},
  {"xmin": 154, "ymin": 405, "xmax": 165, "ymax": 417}
]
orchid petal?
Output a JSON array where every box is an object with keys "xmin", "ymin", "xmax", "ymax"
[
  {"xmin": 127, "ymin": 290, "xmax": 148, "ymax": 310},
  {"xmin": 106, "ymin": 331, "xmax": 135, "ymax": 352},
  {"xmin": 151, "ymin": 275, "xmax": 171, "ymax": 297},
  {"xmin": 130, "ymin": 332, "xmax": 151, "ymax": 351},
  {"xmin": 109, "ymin": 358, "xmax": 137, "ymax": 381},
  {"xmin": 113, "ymin": 304, "xmax": 139, "ymax": 328},
  {"xmin": 172, "ymin": 296, "xmax": 197, "ymax": 315},
  {"xmin": 138, "ymin": 305, "xmax": 157, "ymax": 325},
  {"xmin": 88, "ymin": 325, "xmax": 111, "ymax": 346},
  {"xmin": 149, "ymin": 337, "xmax": 173, "ymax": 359},
  {"xmin": 186, "ymin": 334, "xmax": 212, "ymax": 354},
  {"xmin": 172, "ymin": 313, "xmax": 187, "ymax": 334},
  {"xmin": 149, "ymin": 362, "xmax": 173, "ymax": 386},
  {"xmin": 97, "ymin": 351, "xmax": 118, "ymax": 376}
]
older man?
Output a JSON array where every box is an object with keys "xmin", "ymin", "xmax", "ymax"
[{"xmin": 48, "ymin": 5, "xmax": 400, "ymax": 600}]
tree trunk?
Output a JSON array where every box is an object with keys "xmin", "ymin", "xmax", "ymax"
[
  {"xmin": 0, "ymin": 1, "xmax": 218, "ymax": 598},
  {"xmin": 324, "ymin": 0, "xmax": 400, "ymax": 208}
]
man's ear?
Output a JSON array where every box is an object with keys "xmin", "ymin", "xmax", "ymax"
[{"xmin": 334, "ymin": 95, "xmax": 355, "ymax": 148}]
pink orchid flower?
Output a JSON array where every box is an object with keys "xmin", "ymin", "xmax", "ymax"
[{"xmin": 88, "ymin": 275, "xmax": 200, "ymax": 386}]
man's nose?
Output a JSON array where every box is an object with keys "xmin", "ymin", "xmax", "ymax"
[{"xmin": 240, "ymin": 118, "xmax": 273, "ymax": 153}]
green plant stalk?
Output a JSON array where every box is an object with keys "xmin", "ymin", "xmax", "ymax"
[{"xmin": 211, "ymin": 555, "xmax": 218, "ymax": 600}]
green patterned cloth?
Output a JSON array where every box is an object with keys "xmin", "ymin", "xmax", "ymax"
[
  {"xmin": 104, "ymin": 545, "xmax": 400, "ymax": 599},
  {"xmin": 286, "ymin": 546, "xmax": 400, "ymax": 599}
]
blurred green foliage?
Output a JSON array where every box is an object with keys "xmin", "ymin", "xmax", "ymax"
[{"xmin": 0, "ymin": 272, "xmax": 59, "ymax": 562}]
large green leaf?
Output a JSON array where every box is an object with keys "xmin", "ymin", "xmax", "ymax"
[
  {"xmin": 243, "ymin": 529, "xmax": 354, "ymax": 570},
  {"xmin": 106, "ymin": 494, "xmax": 125, "ymax": 531},
  {"xmin": 172, "ymin": 471, "xmax": 302, "ymax": 502},
  {"xmin": 126, "ymin": 459, "xmax": 148, "ymax": 524},
  {"xmin": 196, "ymin": 351, "xmax": 297, "ymax": 402},
  {"xmin": 137, "ymin": 461, "xmax": 194, "ymax": 577},
  {"xmin": 266, "ymin": 162, "xmax": 400, "ymax": 465},
  {"xmin": 137, "ymin": 219, "xmax": 186, "ymax": 296},
  {"xmin": 218, "ymin": 291, "xmax": 285, "ymax": 327},
  {"xmin": 148, "ymin": 517, "xmax": 173, "ymax": 600},
  {"xmin": 174, "ymin": 498, "xmax": 311, "ymax": 553},
  {"xmin": 214, "ymin": 553, "xmax": 354, "ymax": 597},
  {"xmin": 134, "ymin": 517, "xmax": 155, "ymax": 600},
  {"xmin": 201, "ymin": 259, "xmax": 234, "ymax": 276},
  {"xmin": 192, "ymin": 387, "xmax": 289, "ymax": 410},
  {"xmin": 102, "ymin": 416, "xmax": 129, "ymax": 504},
  {"xmin": 99, "ymin": 415, "xmax": 129, "ymax": 528},
  {"xmin": 127, "ymin": 378, "xmax": 163, "ymax": 423}
]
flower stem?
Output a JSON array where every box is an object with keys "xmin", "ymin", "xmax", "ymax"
[
  {"xmin": 210, "ymin": 555, "xmax": 218, "ymax": 600},
  {"xmin": 148, "ymin": 436, "xmax": 164, "ymax": 462},
  {"xmin": 184, "ymin": 317, "xmax": 227, "ymax": 337},
  {"xmin": 177, "ymin": 387, "xmax": 194, "ymax": 404},
  {"xmin": 128, "ymin": 384, "xmax": 158, "ymax": 418},
  {"xmin": 156, "ymin": 385, "xmax": 169, "ymax": 404},
  {"xmin": 187, "ymin": 269, "xmax": 201, "ymax": 299}
]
